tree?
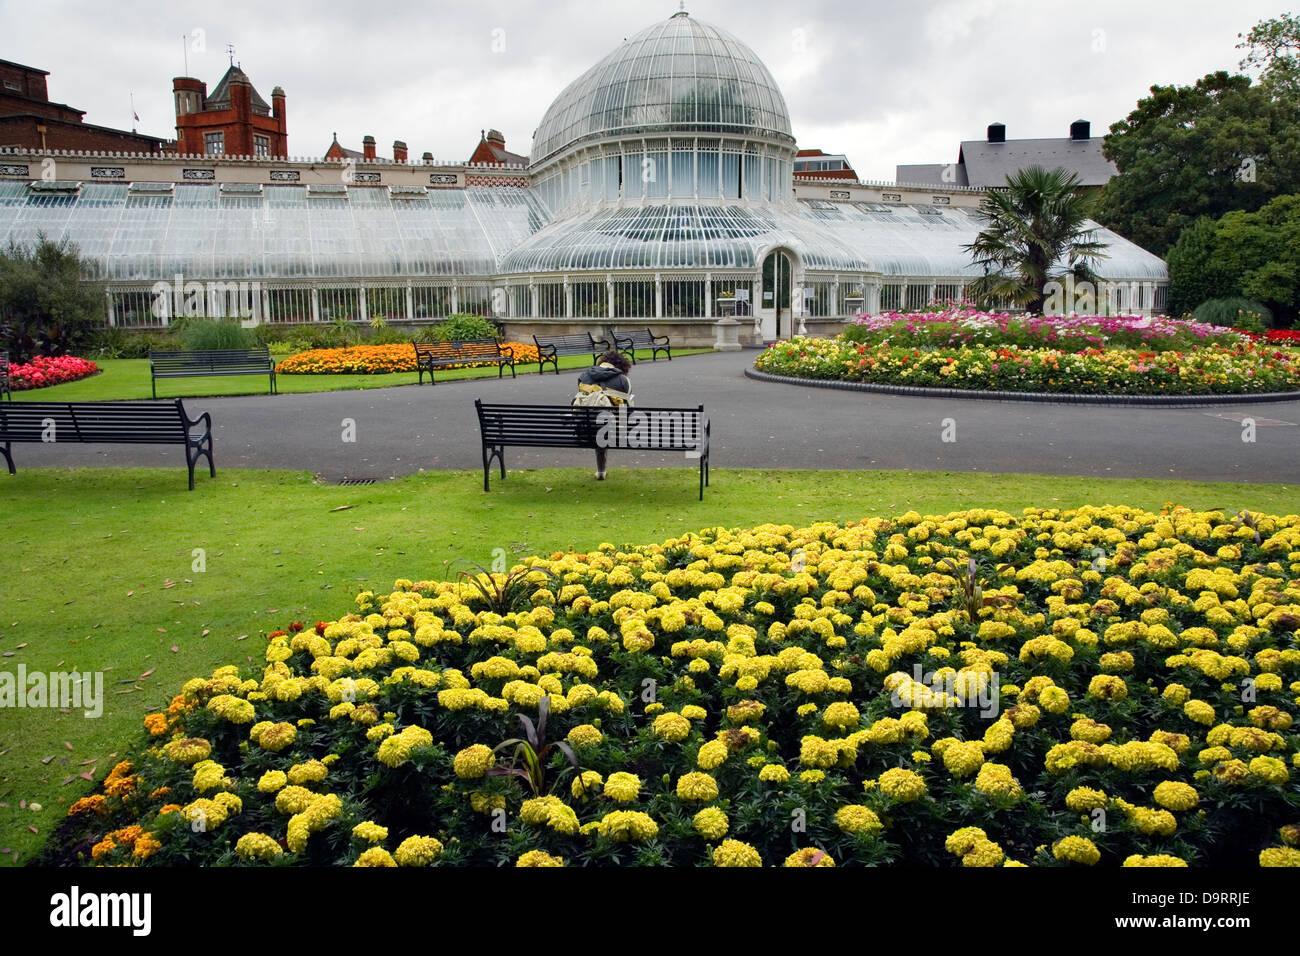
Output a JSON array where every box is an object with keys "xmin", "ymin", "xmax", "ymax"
[
  {"xmin": 1239, "ymin": 12, "xmax": 1300, "ymax": 98},
  {"xmin": 1166, "ymin": 193, "xmax": 1300, "ymax": 325},
  {"xmin": 0, "ymin": 237, "xmax": 106, "ymax": 364},
  {"xmin": 963, "ymin": 166, "xmax": 1108, "ymax": 315},
  {"xmin": 1097, "ymin": 70, "xmax": 1300, "ymax": 256}
]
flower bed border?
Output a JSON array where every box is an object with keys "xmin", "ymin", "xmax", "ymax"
[{"xmin": 745, "ymin": 366, "xmax": 1300, "ymax": 407}]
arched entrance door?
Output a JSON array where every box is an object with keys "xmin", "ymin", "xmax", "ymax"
[{"xmin": 759, "ymin": 249, "xmax": 793, "ymax": 341}]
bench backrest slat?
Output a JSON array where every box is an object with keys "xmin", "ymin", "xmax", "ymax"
[
  {"xmin": 476, "ymin": 402, "xmax": 704, "ymax": 451},
  {"xmin": 0, "ymin": 400, "xmax": 187, "ymax": 442},
  {"xmin": 414, "ymin": 340, "xmax": 504, "ymax": 359}
]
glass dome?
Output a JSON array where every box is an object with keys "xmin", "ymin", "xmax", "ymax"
[{"xmin": 531, "ymin": 11, "xmax": 794, "ymax": 164}]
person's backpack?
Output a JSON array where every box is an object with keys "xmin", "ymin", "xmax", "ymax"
[{"xmin": 572, "ymin": 383, "xmax": 614, "ymax": 407}]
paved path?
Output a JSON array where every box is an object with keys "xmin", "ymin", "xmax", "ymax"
[{"xmin": 13, "ymin": 350, "xmax": 1300, "ymax": 483}]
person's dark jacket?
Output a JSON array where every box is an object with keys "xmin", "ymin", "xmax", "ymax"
[{"xmin": 577, "ymin": 363, "xmax": 630, "ymax": 395}]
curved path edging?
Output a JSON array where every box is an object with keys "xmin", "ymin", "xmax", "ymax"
[{"xmin": 744, "ymin": 366, "xmax": 1300, "ymax": 408}]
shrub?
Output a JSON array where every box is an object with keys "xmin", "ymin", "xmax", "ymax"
[
  {"xmin": 1193, "ymin": 298, "xmax": 1273, "ymax": 330},
  {"xmin": 88, "ymin": 328, "xmax": 181, "ymax": 359},
  {"xmin": 0, "ymin": 237, "xmax": 106, "ymax": 363},
  {"xmin": 433, "ymin": 314, "xmax": 499, "ymax": 342},
  {"xmin": 174, "ymin": 318, "xmax": 258, "ymax": 351}
]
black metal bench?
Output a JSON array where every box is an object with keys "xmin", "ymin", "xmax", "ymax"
[
  {"xmin": 475, "ymin": 399, "xmax": 710, "ymax": 499},
  {"xmin": 414, "ymin": 340, "xmax": 516, "ymax": 384},
  {"xmin": 149, "ymin": 348, "xmax": 277, "ymax": 397},
  {"xmin": 531, "ymin": 333, "xmax": 607, "ymax": 375},
  {"xmin": 0, "ymin": 352, "xmax": 10, "ymax": 401},
  {"xmin": 612, "ymin": 328, "xmax": 672, "ymax": 364},
  {"xmin": 0, "ymin": 399, "xmax": 214, "ymax": 490}
]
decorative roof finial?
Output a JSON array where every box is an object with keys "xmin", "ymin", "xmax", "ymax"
[{"xmin": 674, "ymin": 2, "xmax": 688, "ymax": 16}]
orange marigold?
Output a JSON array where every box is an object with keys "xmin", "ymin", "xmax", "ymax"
[
  {"xmin": 143, "ymin": 713, "xmax": 169, "ymax": 736},
  {"xmin": 68, "ymin": 795, "xmax": 108, "ymax": 817},
  {"xmin": 103, "ymin": 761, "xmax": 138, "ymax": 798},
  {"xmin": 133, "ymin": 832, "xmax": 162, "ymax": 860}
]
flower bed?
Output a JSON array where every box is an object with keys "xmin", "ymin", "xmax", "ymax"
[
  {"xmin": 9, "ymin": 355, "xmax": 99, "ymax": 391},
  {"xmin": 846, "ymin": 311, "xmax": 1246, "ymax": 352},
  {"xmin": 755, "ymin": 337, "xmax": 1300, "ymax": 395},
  {"xmin": 277, "ymin": 343, "xmax": 541, "ymax": 375},
  {"xmin": 54, "ymin": 507, "xmax": 1300, "ymax": 867}
]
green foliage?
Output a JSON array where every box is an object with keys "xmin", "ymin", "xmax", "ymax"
[
  {"xmin": 963, "ymin": 166, "xmax": 1107, "ymax": 313},
  {"xmin": 1192, "ymin": 298, "xmax": 1273, "ymax": 330},
  {"xmin": 0, "ymin": 237, "xmax": 106, "ymax": 363},
  {"xmin": 173, "ymin": 317, "xmax": 258, "ymax": 351},
  {"xmin": 1098, "ymin": 69, "xmax": 1300, "ymax": 256},
  {"xmin": 1168, "ymin": 194, "xmax": 1300, "ymax": 324},
  {"xmin": 88, "ymin": 328, "xmax": 181, "ymax": 359},
  {"xmin": 433, "ymin": 313, "xmax": 499, "ymax": 342},
  {"xmin": 1238, "ymin": 12, "xmax": 1300, "ymax": 98}
]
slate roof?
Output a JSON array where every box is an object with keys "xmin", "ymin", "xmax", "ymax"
[
  {"xmin": 205, "ymin": 66, "xmax": 272, "ymax": 117},
  {"xmin": 956, "ymin": 137, "xmax": 1116, "ymax": 187}
]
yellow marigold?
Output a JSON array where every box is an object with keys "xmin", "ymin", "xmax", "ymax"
[
  {"xmin": 1183, "ymin": 699, "xmax": 1216, "ymax": 725},
  {"xmin": 652, "ymin": 712, "xmax": 692, "ymax": 742},
  {"xmin": 235, "ymin": 832, "xmax": 284, "ymax": 862},
  {"xmin": 1065, "ymin": 787, "xmax": 1108, "ymax": 812},
  {"xmin": 726, "ymin": 699, "xmax": 766, "ymax": 724},
  {"xmin": 1123, "ymin": 854, "xmax": 1187, "ymax": 867},
  {"xmin": 835, "ymin": 804, "xmax": 883, "ymax": 836},
  {"xmin": 879, "ymin": 767, "xmax": 927, "ymax": 802},
  {"xmin": 1053, "ymin": 835, "xmax": 1101, "ymax": 865},
  {"xmin": 354, "ymin": 847, "xmax": 397, "ymax": 867},
  {"xmin": 676, "ymin": 771, "xmax": 719, "ymax": 802},
  {"xmin": 571, "ymin": 770, "xmax": 603, "ymax": 801},
  {"xmin": 759, "ymin": 763, "xmax": 790, "ymax": 784},
  {"xmin": 287, "ymin": 760, "xmax": 328, "ymax": 786},
  {"xmin": 566, "ymin": 724, "xmax": 603, "ymax": 749},
  {"xmin": 603, "ymin": 772, "xmax": 641, "ymax": 803},
  {"xmin": 692, "ymin": 806, "xmax": 730, "ymax": 840},
  {"xmin": 516, "ymin": 849, "xmax": 564, "ymax": 867},
  {"xmin": 712, "ymin": 839, "xmax": 762, "ymax": 867},
  {"xmin": 942, "ymin": 740, "xmax": 986, "ymax": 778},
  {"xmin": 252, "ymin": 721, "xmax": 297, "ymax": 752},
  {"xmin": 821, "ymin": 701, "xmax": 861, "ymax": 730},
  {"xmin": 1152, "ymin": 781, "xmax": 1199, "ymax": 812},
  {"xmin": 784, "ymin": 847, "xmax": 835, "ymax": 867},
  {"xmin": 352, "ymin": 821, "xmax": 389, "ymax": 843},
  {"xmin": 1039, "ymin": 686, "xmax": 1070, "ymax": 714},
  {"xmin": 595, "ymin": 810, "xmax": 659, "ymax": 842},
  {"xmin": 394, "ymin": 835, "xmax": 444, "ymax": 866},
  {"xmin": 1249, "ymin": 755, "xmax": 1290, "ymax": 785},
  {"xmin": 1087, "ymin": 674, "xmax": 1128, "ymax": 700},
  {"xmin": 163, "ymin": 737, "xmax": 211, "ymax": 766},
  {"xmin": 453, "ymin": 744, "xmax": 495, "ymax": 779},
  {"xmin": 1260, "ymin": 847, "xmax": 1300, "ymax": 867},
  {"xmin": 697, "ymin": 739, "xmax": 728, "ymax": 771},
  {"xmin": 974, "ymin": 762, "xmax": 1022, "ymax": 798},
  {"xmin": 376, "ymin": 725, "xmax": 433, "ymax": 768}
]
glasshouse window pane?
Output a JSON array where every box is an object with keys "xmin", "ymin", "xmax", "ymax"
[
  {"xmin": 722, "ymin": 152, "xmax": 740, "ymax": 199},
  {"xmin": 698, "ymin": 149, "xmax": 719, "ymax": 197},
  {"xmin": 645, "ymin": 151, "xmax": 669, "ymax": 198}
]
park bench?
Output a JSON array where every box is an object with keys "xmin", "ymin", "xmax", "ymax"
[
  {"xmin": 0, "ymin": 399, "xmax": 215, "ymax": 490},
  {"xmin": 413, "ymin": 340, "xmax": 516, "ymax": 384},
  {"xmin": 474, "ymin": 399, "xmax": 710, "ymax": 499},
  {"xmin": 612, "ymin": 328, "xmax": 672, "ymax": 364},
  {"xmin": 531, "ymin": 333, "xmax": 608, "ymax": 375},
  {"xmin": 0, "ymin": 352, "xmax": 10, "ymax": 401},
  {"xmin": 149, "ymin": 348, "xmax": 277, "ymax": 397}
]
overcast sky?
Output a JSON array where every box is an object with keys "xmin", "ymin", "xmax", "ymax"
[{"xmin": 1, "ymin": 0, "xmax": 1284, "ymax": 181}]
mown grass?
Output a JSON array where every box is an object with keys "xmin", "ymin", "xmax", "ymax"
[
  {"xmin": 1, "ymin": 465, "xmax": 1295, "ymax": 864},
  {"xmin": 12, "ymin": 349, "xmax": 708, "ymax": 402}
]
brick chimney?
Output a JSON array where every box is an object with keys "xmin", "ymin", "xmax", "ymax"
[
  {"xmin": 486, "ymin": 128, "xmax": 505, "ymax": 148},
  {"xmin": 393, "ymin": 140, "xmax": 407, "ymax": 163},
  {"xmin": 271, "ymin": 86, "xmax": 287, "ymax": 158},
  {"xmin": 362, "ymin": 135, "xmax": 376, "ymax": 161},
  {"xmin": 422, "ymin": 151, "xmax": 433, "ymax": 164}
]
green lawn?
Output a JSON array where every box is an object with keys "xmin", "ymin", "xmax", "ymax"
[
  {"xmin": 1, "ymin": 465, "xmax": 1296, "ymax": 864},
  {"xmin": 13, "ymin": 349, "xmax": 708, "ymax": 401}
]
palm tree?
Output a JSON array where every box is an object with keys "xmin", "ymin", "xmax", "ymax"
[{"xmin": 964, "ymin": 166, "xmax": 1109, "ymax": 314}]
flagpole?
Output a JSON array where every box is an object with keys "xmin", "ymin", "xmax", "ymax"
[{"xmin": 130, "ymin": 92, "xmax": 136, "ymax": 132}]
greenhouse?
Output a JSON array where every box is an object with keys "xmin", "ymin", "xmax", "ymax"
[{"xmin": 0, "ymin": 10, "xmax": 1168, "ymax": 341}]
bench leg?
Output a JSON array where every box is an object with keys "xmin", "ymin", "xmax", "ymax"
[
  {"xmin": 151, "ymin": 376, "xmax": 157, "ymax": 399},
  {"xmin": 482, "ymin": 443, "xmax": 505, "ymax": 491},
  {"xmin": 270, "ymin": 371, "xmax": 277, "ymax": 395},
  {"xmin": 1, "ymin": 441, "xmax": 13, "ymax": 475}
]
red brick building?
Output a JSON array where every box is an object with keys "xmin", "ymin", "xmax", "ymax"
[
  {"xmin": 0, "ymin": 57, "xmax": 172, "ymax": 153},
  {"xmin": 324, "ymin": 133, "xmax": 416, "ymax": 163},
  {"xmin": 173, "ymin": 65, "xmax": 287, "ymax": 157},
  {"xmin": 469, "ymin": 129, "xmax": 527, "ymax": 166}
]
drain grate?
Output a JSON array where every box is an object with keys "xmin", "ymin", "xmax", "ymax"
[{"xmin": 337, "ymin": 477, "xmax": 376, "ymax": 486}]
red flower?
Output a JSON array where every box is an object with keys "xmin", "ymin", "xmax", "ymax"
[{"xmin": 289, "ymin": 622, "xmax": 304, "ymax": 632}]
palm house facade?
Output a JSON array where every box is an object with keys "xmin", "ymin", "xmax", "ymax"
[{"xmin": 0, "ymin": 11, "xmax": 1168, "ymax": 344}]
